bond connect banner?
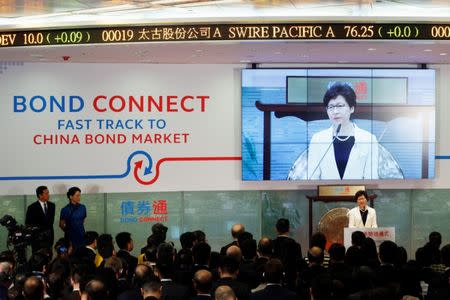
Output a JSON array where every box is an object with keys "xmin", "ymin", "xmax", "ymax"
[{"xmin": 0, "ymin": 63, "xmax": 242, "ymax": 195}]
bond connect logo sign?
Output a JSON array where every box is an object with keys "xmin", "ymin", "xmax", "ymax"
[
  {"xmin": 0, "ymin": 63, "xmax": 240, "ymax": 194},
  {"xmin": 120, "ymin": 199, "xmax": 168, "ymax": 223}
]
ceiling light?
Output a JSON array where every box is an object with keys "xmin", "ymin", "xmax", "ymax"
[
  {"xmin": 368, "ymin": 48, "xmax": 376, "ymax": 51},
  {"xmin": 424, "ymin": 49, "xmax": 432, "ymax": 52},
  {"xmin": 274, "ymin": 51, "xmax": 282, "ymax": 55},
  {"xmin": 240, "ymin": 60, "xmax": 251, "ymax": 63},
  {"xmin": 440, "ymin": 53, "xmax": 447, "ymax": 56}
]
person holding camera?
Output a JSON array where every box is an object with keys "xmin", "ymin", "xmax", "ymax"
[
  {"xmin": 25, "ymin": 186, "xmax": 55, "ymax": 253},
  {"xmin": 59, "ymin": 187, "xmax": 87, "ymax": 250}
]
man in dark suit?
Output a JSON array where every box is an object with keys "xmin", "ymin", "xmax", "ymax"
[
  {"xmin": 116, "ymin": 231, "xmax": 138, "ymax": 284},
  {"xmin": 271, "ymin": 218, "xmax": 302, "ymax": 290},
  {"xmin": 212, "ymin": 256, "xmax": 250, "ymax": 300},
  {"xmin": 250, "ymin": 259, "xmax": 297, "ymax": 300},
  {"xmin": 25, "ymin": 186, "xmax": 55, "ymax": 253}
]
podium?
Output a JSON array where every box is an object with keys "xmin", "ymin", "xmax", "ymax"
[{"xmin": 343, "ymin": 227, "xmax": 395, "ymax": 249}]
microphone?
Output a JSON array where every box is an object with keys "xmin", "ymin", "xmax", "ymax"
[{"xmin": 308, "ymin": 124, "xmax": 341, "ymax": 179}]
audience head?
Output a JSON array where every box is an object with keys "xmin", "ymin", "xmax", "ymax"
[
  {"xmin": 219, "ymin": 256, "xmax": 240, "ymax": 277},
  {"xmin": 84, "ymin": 231, "xmax": 99, "ymax": 248},
  {"xmin": 329, "ymin": 243, "xmax": 345, "ymax": 263},
  {"xmin": 97, "ymin": 234, "xmax": 114, "ymax": 259},
  {"xmin": 192, "ymin": 242, "xmax": 211, "ymax": 266},
  {"xmin": 141, "ymin": 280, "xmax": 162, "ymax": 300},
  {"xmin": 22, "ymin": 276, "xmax": 44, "ymax": 300},
  {"xmin": 237, "ymin": 231, "xmax": 253, "ymax": 247},
  {"xmin": 345, "ymin": 246, "xmax": 364, "ymax": 268},
  {"xmin": 0, "ymin": 261, "xmax": 13, "ymax": 285},
  {"xmin": 28, "ymin": 251, "xmax": 50, "ymax": 273},
  {"xmin": 311, "ymin": 273, "xmax": 335, "ymax": 300},
  {"xmin": 308, "ymin": 246, "xmax": 324, "ymax": 265},
  {"xmin": 156, "ymin": 242, "xmax": 175, "ymax": 278},
  {"xmin": 133, "ymin": 264, "xmax": 158, "ymax": 288},
  {"xmin": 379, "ymin": 240, "xmax": 398, "ymax": 264},
  {"xmin": 351, "ymin": 231, "xmax": 366, "ymax": 247},
  {"xmin": 151, "ymin": 223, "xmax": 168, "ymax": 245},
  {"xmin": 104, "ymin": 256, "xmax": 123, "ymax": 278},
  {"xmin": 115, "ymin": 232, "xmax": 133, "ymax": 251},
  {"xmin": 179, "ymin": 231, "xmax": 195, "ymax": 249},
  {"xmin": 352, "ymin": 266, "xmax": 376, "ymax": 290},
  {"xmin": 231, "ymin": 224, "xmax": 245, "ymax": 240},
  {"xmin": 225, "ymin": 245, "xmax": 242, "ymax": 263},
  {"xmin": 83, "ymin": 279, "xmax": 108, "ymax": 300},
  {"xmin": 215, "ymin": 285, "xmax": 236, "ymax": 300},
  {"xmin": 310, "ymin": 232, "xmax": 327, "ymax": 250},
  {"xmin": 257, "ymin": 237, "xmax": 273, "ymax": 257},
  {"xmin": 264, "ymin": 258, "xmax": 284, "ymax": 284},
  {"xmin": 241, "ymin": 238, "xmax": 257, "ymax": 260},
  {"xmin": 275, "ymin": 218, "xmax": 290, "ymax": 235},
  {"xmin": 428, "ymin": 231, "xmax": 442, "ymax": 248},
  {"xmin": 193, "ymin": 230, "xmax": 207, "ymax": 244},
  {"xmin": 395, "ymin": 246, "xmax": 408, "ymax": 267},
  {"xmin": 193, "ymin": 270, "xmax": 213, "ymax": 294}
]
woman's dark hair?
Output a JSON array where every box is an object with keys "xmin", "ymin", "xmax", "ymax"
[
  {"xmin": 67, "ymin": 186, "xmax": 81, "ymax": 199},
  {"xmin": 323, "ymin": 82, "xmax": 357, "ymax": 108},
  {"xmin": 353, "ymin": 190, "xmax": 368, "ymax": 202}
]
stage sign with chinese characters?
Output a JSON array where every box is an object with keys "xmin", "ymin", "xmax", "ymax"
[
  {"xmin": 120, "ymin": 199, "xmax": 168, "ymax": 223},
  {"xmin": 343, "ymin": 227, "xmax": 395, "ymax": 249}
]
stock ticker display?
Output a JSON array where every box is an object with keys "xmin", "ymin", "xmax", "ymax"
[{"xmin": 1, "ymin": 23, "xmax": 450, "ymax": 47}]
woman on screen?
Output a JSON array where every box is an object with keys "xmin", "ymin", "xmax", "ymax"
[
  {"xmin": 348, "ymin": 190, "xmax": 377, "ymax": 228},
  {"xmin": 288, "ymin": 82, "xmax": 379, "ymax": 180}
]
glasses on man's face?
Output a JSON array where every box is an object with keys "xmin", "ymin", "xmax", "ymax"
[{"xmin": 326, "ymin": 103, "xmax": 348, "ymax": 111}]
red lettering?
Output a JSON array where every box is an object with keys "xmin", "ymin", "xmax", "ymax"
[{"xmin": 93, "ymin": 95, "xmax": 107, "ymax": 112}]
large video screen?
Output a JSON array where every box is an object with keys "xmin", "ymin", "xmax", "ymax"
[{"xmin": 241, "ymin": 69, "xmax": 435, "ymax": 180}]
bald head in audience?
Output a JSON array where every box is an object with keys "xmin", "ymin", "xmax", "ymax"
[
  {"xmin": 226, "ymin": 245, "xmax": 242, "ymax": 263},
  {"xmin": 193, "ymin": 269, "xmax": 213, "ymax": 295},
  {"xmin": 23, "ymin": 276, "xmax": 44, "ymax": 300},
  {"xmin": 215, "ymin": 285, "xmax": 237, "ymax": 300},
  {"xmin": 231, "ymin": 224, "xmax": 245, "ymax": 240},
  {"xmin": 258, "ymin": 237, "xmax": 273, "ymax": 258}
]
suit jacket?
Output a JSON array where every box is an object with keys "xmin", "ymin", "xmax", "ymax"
[
  {"xmin": 25, "ymin": 200, "xmax": 55, "ymax": 251},
  {"xmin": 118, "ymin": 288, "xmax": 142, "ymax": 300},
  {"xmin": 347, "ymin": 206, "xmax": 377, "ymax": 228},
  {"xmin": 212, "ymin": 277, "xmax": 250, "ymax": 300},
  {"xmin": 289, "ymin": 124, "xmax": 379, "ymax": 180},
  {"xmin": 250, "ymin": 285, "xmax": 298, "ymax": 300},
  {"xmin": 191, "ymin": 295, "xmax": 212, "ymax": 300}
]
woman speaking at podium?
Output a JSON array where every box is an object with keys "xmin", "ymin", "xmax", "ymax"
[{"xmin": 348, "ymin": 190, "xmax": 377, "ymax": 228}]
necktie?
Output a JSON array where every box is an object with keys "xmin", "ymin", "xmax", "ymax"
[{"xmin": 44, "ymin": 203, "xmax": 48, "ymax": 216}]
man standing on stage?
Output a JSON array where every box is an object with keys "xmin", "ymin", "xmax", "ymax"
[
  {"xmin": 25, "ymin": 186, "xmax": 55, "ymax": 253},
  {"xmin": 59, "ymin": 187, "xmax": 87, "ymax": 250}
]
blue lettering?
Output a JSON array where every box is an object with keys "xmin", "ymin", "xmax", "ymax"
[{"xmin": 13, "ymin": 96, "xmax": 26, "ymax": 112}]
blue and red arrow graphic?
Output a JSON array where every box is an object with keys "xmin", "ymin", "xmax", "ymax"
[{"xmin": 0, "ymin": 150, "xmax": 241, "ymax": 185}]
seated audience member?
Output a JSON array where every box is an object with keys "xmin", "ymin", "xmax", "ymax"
[
  {"xmin": 272, "ymin": 218, "xmax": 301, "ymax": 290},
  {"xmin": 347, "ymin": 266, "xmax": 389, "ymax": 300},
  {"xmin": 398, "ymin": 260, "xmax": 424, "ymax": 300},
  {"xmin": 22, "ymin": 276, "xmax": 45, "ymax": 300},
  {"xmin": 0, "ymin": 261, "xmax": 13, "ymax": 300},
  {"xmin": 141, "ymin": 280, "xmax": 162, "ymax": 300},
  {"xmin": 376, "ymin": 241, "xmax": 400, "ymax": 297},
  {"xmin": 427, "ymin": 243, "xmax": 450, "ymax": 300},
  {"xmin": 72, "ymin": 231, "xmax": 98, "ymax": 266},
  {"xmin": 250, "ymin": 258, "xmax": 297, "ymax": 300},
  {"xmin": 328, "ymin": 243, "xmax": 352, "ymax": 297},
  {"xmin": 212, "ymin": 256, "xmax": 251, "ymax": 300},
  {"xmin": 345, "ymin": 246, "xmax": 365, "ymax": 269},
  {"xmin": 118, "ymin": 264, "xmax": 158, "ymax": 300},
  {"xmin": 83, "ymin": 279, "xmax": 108, "ymax": 300},
  {"xmin": 220, "ymin": 224, "xmax": 245, "ymax": 256},
  {"xmin": 116, "ymin": 231, "xmax": 138, "ymax": 283},
  {"xmin": 298, "ymin": 247, "xmax": 325, "ymax": 299},
  {"xmin": 215, "ymin": 285, "xmax": 237, "ymax": 300},
  {"xmin": 96, "ymin": 234, "xmax": 115, "ymax": 268},
  {"xmin": 361, "ymin": 237, "xmax": 380, "ymax": 270},
  {"xmin": 304, "ymin": 232, "xmax": 330, "ymax": 268},
  {"xmin": 156, "ymin": 243, "xmax": 190, "ymax": 300},
  {"xmin": 192, "ymin": 270, "xmax": 213, "ymax": 299},
  {"xmin": 238, "ymin": 238, "xmax": 259, "ymax": 289},
  {"xmin": 192, "ymin": 242, "xmax": 212, "ymax": 273}
]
